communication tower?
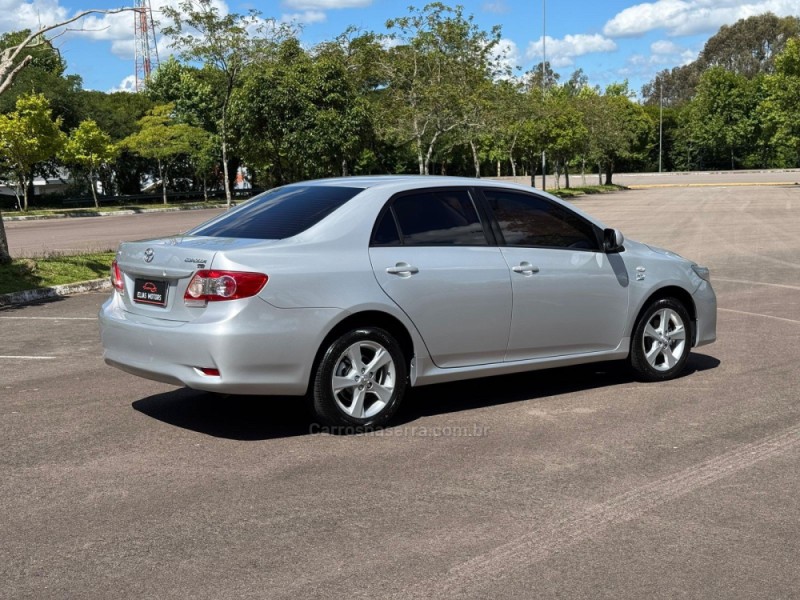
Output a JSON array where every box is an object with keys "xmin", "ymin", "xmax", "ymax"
[{"xmin": 134, "ymin": 0, "xmax": 159, "ymax": 91}]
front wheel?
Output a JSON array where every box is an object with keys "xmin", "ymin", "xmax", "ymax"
[
  {"xmin": 311, "ymin": 327, "xmax": 408, "ymax": 429},
  {"xmin": 630, "ymin": 298, "xmax": 691, "ymax": 381}
]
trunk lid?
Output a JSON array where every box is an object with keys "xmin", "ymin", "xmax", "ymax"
[{"xmin": 114, "ymin": 236, "xmax": 265, "ymax": 322}]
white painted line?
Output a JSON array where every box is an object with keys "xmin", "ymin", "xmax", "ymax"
[
  {"xmin": 714, "ymin": 278, "xmax": 800, "ymax": 291},
  {"xmin": 0, "ymin": 356, "xmax": 57, "ymax": 360},
  {"xmin": 0, "ymin": 316, "xmax": 96, "ymax": 321},
  {"xmin": 719, "ymin": 308, "xmax": 800, "ymax": 324}
]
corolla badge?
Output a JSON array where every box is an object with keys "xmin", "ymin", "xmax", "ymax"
[{"xmin": 144, "ymin": 248, "xmax": 155, "ymax": 263}]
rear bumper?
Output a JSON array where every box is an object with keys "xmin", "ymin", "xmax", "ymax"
[
  {"xmin": 692, "ymin": 280, "xmax": 717, "ymax": 347},
  {"xmin": 99, "ymin": 293, "xmax": 343, "ymax": 396}
]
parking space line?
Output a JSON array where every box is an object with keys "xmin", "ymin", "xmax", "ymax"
[
  {"xmin": 719, "ymin": 308, "xmax": 800, "ymax": 325},
  {"xmin": 714, "ymin": 278, "xmax": 800, "ymax": 291},
  {"xmin": 0, "ymin": 356, "xmax": 57, "ymax": 360}
]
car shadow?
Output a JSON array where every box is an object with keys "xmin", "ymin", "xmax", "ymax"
[{"xmin": 131, "ymin": 353, "xmax": 720, "ymax": 441}]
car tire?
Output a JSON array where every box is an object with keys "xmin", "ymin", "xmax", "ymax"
[
  {"xmin": 630, "ymin": 298, "xmax": 691, "ymax": 382},
  {"xmin": 311, "ymin": 327, "xmax": 408, "ymax": 429}
]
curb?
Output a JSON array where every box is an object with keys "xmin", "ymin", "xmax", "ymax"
[
  {"xmin": 0, "ymin": 278, "xmax": 111, "ymax": 307},
  {"xmin": 3, "ymin": 203, "xmax": 229, "ymax": 222}
]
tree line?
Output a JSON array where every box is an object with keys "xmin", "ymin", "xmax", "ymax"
[{"xmin": 1, "ymin": 3, "xmax": 800, "ymax": 263}]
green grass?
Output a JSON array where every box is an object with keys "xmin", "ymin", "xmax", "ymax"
[
  {"xmin": 551, "ymin": 184, "xmax": 627, "ymax": 199},
  {"xmin": 0, "ymin": 252, "xmax": 116, "ymax": 295}
]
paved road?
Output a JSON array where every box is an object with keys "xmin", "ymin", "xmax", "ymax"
[
  {"xmin": 4, "ymin": 208, "xmax": 224, "ymax": 257},
  {"xmin": 2, "ymin": 185, "xmax": 800, "ymax": 599},
  {"xmin": 500, "ymin": 167, "xmax": 800, "ymax": 189}
]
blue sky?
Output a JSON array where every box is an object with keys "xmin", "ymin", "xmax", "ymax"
[{"xmin": 3, "ymin": 0, "xmax": 798, "ymax": 95}]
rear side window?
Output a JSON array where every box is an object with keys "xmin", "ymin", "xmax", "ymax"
[
  {"xmin": 189, "ymin": 186, "xmax": 362, "ymax": 240},
  {"xmin": 483, "ymin": 189, "xmax": 599, "ymax": 250},
  {"xmin": 383, "ymin": 190, "xmax": 488, "ymax": 246}
]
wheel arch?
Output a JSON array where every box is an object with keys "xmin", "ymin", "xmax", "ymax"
[
  {"xmin": 308, "ymin": 310, "xmax": 417, "ymax": 391},
  {"xmin": 632, "ymin": 285, "xmax": 698, "ymax": 347}
]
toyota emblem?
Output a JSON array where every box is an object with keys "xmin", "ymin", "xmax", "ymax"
[{"xmin": 144, "ymin": 248, "xmax": 155, "ymax": 263}]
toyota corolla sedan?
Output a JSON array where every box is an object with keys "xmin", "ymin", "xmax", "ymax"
[{"xmin": 99, "ymin": 176, "xmax": 716, "ymax": 427}]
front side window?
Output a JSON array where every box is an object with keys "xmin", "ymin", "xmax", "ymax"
[
  {"xmin": 385, "ymin": 190, "xmax": 488, "ymax": 246},
  {"xmin": 483, "ymin": 189, "xmax": 599, "ymax": 250},
  {"xmin": 189, "ymin": 185, "xmax": 362, "ymax": 240}
]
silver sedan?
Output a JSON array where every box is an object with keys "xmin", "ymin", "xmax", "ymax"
[{"xmin": 99, "ymin": 176, "xmax": 716, "ymax": 427}]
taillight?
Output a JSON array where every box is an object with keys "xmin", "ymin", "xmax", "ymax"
[
  {"xmin": 184, "ymin": 270, "xmax": 268, "ymax": 302},
  {"xmin": 111, "ymin": 259, "xmax": 124, "ymax": 292}
]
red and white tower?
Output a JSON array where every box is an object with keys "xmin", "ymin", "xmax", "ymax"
[{"xmin": 134, "ymin": 0, "xmax": 160, "ymax": 91}]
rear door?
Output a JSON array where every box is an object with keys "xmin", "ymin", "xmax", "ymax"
[{"xmin": 369, "ymin": 188, "xmax": 512, "ymax": 368}]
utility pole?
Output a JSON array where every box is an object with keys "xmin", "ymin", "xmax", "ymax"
[
  {"xmin": 541, "ymin": 0, "xmax": 547, "ymax": 191},
  {"xmin": 658, "ymin": 76, "xmax": 663, "ymax": 173}
]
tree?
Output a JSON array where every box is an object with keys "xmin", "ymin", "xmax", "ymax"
[
  {"xmin": 0, "ymin": 93, "xmax": 65, "ymax": 211},
  {"xmin": 685, "ymin": 67, "xmax": 757, "ymax": 170},
  {"xmin": 642, "ymin": 13, "xmax": 800, "ymax": 106},
  {"xmin": 581, "ymin": 83, "xmax": 653, "ymax": 185},
  {"xmin": 60, "ymin": 120, "xmax": 118, "ymax": 208},
  {"xmin": 232, "ymin": 37, "xmax": 373, "ymax": 186},
  {"xmin": 121, "ymin": 104, "xmax": 207, "ymax": 204},
  {"xmin": 381, "ymin": 3, "xmax": 503, "ymax": 175},
  {"xmin": 761, "ymin": 38, "xmax": 800, "ymax": 166},
  {"xmin": 162, "ymin": 0, "xmax": 290, "ymax": 207},
  {"xmin": 0, "ymin": 8, "xmax": 130, "ymax": 264}
]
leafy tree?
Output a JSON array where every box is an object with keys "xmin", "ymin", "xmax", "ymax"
[
  {"xmin": 232, "ymin": 37, "xmax": 372, "ymax": 185},
  {"xmin": 761, "ymin": 38, "xmax": 800, "ymax": 166},
  {"xmin": 0, "ymin": 10, "xmax": 130, "ymax": 264},
  {"xmin": 381, "ymin": 2, "xmax": 503, "ymax": 175},
  {"xmin": 685, "ymin": 67, "xmax": 757, "ymax": 169},
  {"xmin": 581, "ymin": 83, "xmax": 653, "ymax": 184},
  {"xmin": 60, "ymin": 120, "xmax": 118, "ymax": 208},
  {"xmin": 162, "ymin": 0, "xmax": 290, "ymax": 207},
  {"xmin": 121, "ymin": 104, "xmax": 207, "ymax": 204},
  {"xmin": 0, "ymin": 31, "xmax": 83, "ymax": 129},
  {"xmin": 642, "ymin": 13, "xmax": 800, "ymax": 105},
  {"xmin": 0, "ymin": 93, "xmax": 65, "ymax": 211}
]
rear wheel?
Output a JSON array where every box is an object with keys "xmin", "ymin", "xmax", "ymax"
[
  {"xmin": 630, "ymin": 298, "xmax": 691, "ymax": 381},
  {"xmin": 312, "ymin": 327, "xmax": 407, "ymax": 429}
]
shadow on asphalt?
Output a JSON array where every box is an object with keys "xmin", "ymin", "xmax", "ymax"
[
  {"xmin": 0, "ymin": 295, "xmax": 67, "ymax": 311},
  {"xmin": 132, "ymin": 353, "xmax": 720, "ymax": 441}
]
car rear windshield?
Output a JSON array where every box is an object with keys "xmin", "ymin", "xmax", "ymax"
[{"xmin": 189, "ymin": 185, "xmax": 363, "ymax": 240}]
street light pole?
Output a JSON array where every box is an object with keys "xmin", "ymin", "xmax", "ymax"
[
  {"xmin": 541, "ymin": 0, "xmax": 546, "ymax": 191},
  {"xmin": 658, "ymin": 77, "xmax": 663, "ymax": 174}
]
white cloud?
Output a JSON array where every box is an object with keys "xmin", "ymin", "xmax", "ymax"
[
  {"xmin": 482, "ymin": 1, "xmax": 510, "ymax": 14},
  {"xmin": 280, "ymin": 10, "xmax": 327, "ymax": 25},
  {"xmin": 525, "ymin": 34, "xmax": 617, "ymax": 68},
  {"xmin": 650, "ymin": 40, "xmax": 682, "ymax": 55},
  {"xmin": 604, "ymin": 0, "xmax": 800, "ymax": 38},
  {"xmin": 0, "ymin": 0, "xmax": 68, "ymax": 34},
  {"xmin": 281, "ymin": 0, "xmax": 372, "ymax": 9},
  {"xmin": 493, "ymin": 38, "xmax": 520, "ymax": 78},
  {"xmin": 109, "ymin": 74, "xmax": 137, "ymax": 93}
]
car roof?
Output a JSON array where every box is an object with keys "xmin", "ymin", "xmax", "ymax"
[{"xmin": 290, "ymin": 175, "xmax": 534, "ymax": 191}]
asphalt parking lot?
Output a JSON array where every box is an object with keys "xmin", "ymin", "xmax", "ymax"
[{"xmin": 2, "ymin": 185, "xmax": 799, "ymax": 599}]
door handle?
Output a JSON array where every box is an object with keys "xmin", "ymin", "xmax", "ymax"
[
  {"xmin": 386, "ymin": 262, "xmax": 419, "ymax": 276},
  {"xmin": 512, "ymin": 262, "xmax": 539, "ymax": 274}
]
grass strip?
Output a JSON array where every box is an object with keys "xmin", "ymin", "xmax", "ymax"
[
  {"xmin": 2, "ymin": 201, "xmax": 223, "ymax": 218},
  {"xmin": 551, "ymin": 184, "xmax": 627, "ymax": 199},
  {"xmin": 0, "ymin": 252, "xmax": 115, "ymax": 295}
]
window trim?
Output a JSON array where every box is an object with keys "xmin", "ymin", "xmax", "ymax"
[
  {"xmin": 475, "ymin": 187, "xmax": 604, "ymax": 252},
  {"xmin": 369, "ymin": 187, "xmax": 494, "ymax": 248}
]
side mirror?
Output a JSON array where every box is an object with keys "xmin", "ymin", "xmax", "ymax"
[{"xmin": 603, "ymin": 228, "xmax": 625, "ymax": 253}]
